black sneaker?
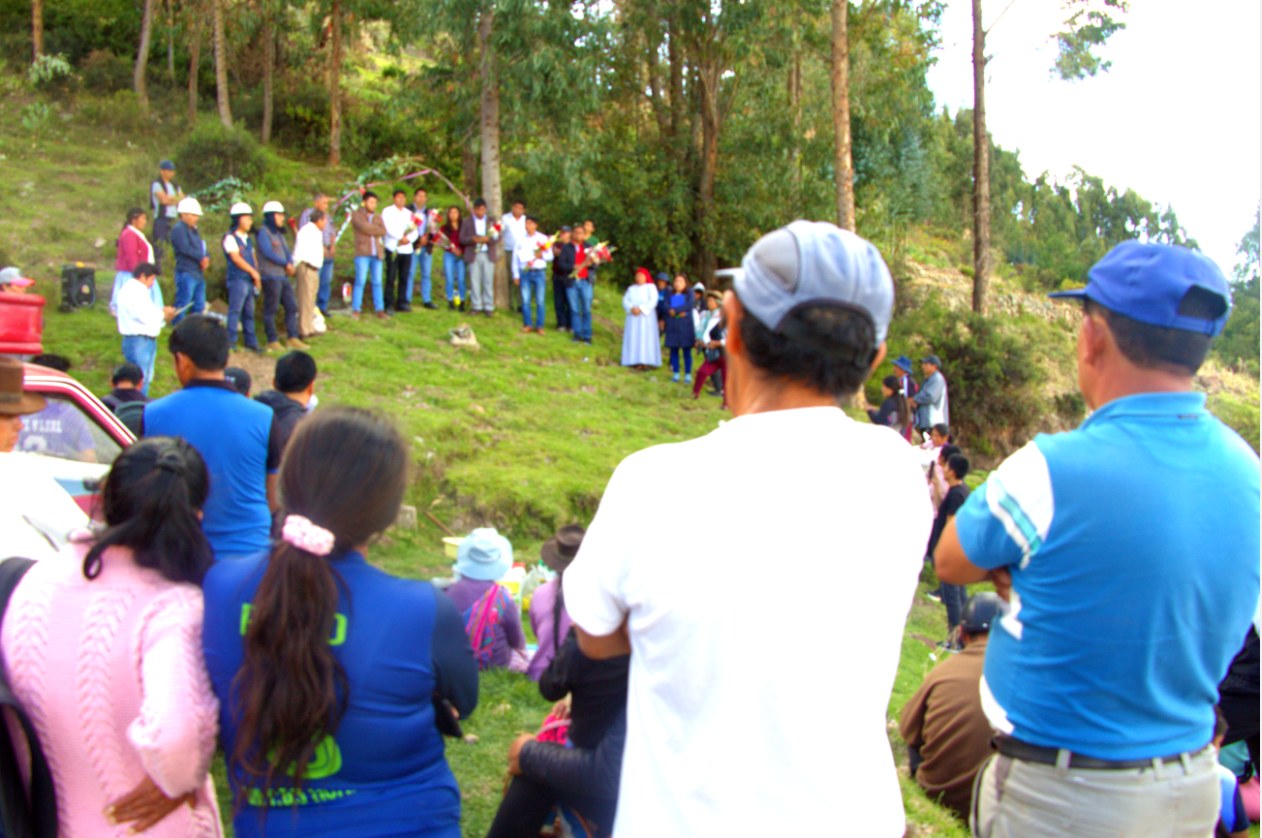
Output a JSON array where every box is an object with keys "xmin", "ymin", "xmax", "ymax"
[
  {"xmin": 396, "ymin": 303, "xmax": 413, "ymax": 313},
  {"xmin": 422, "ymin": 301, "xmax": 438, "ymax": 310},
  {"xmin": 447, "ymin": 301, "xmax": 455, "ymax": 310}
]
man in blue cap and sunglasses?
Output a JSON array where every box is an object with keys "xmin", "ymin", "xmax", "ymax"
[{"xmin": 937, "ymin": 241, "xmax": 1259, "ymax": 837}]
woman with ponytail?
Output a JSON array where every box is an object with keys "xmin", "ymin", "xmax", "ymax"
[
  {"xmin": 0, "ymin": 436, "xmax": 223, "ymax": 835},
  {"xmin": 202, "ymin": 408, "xmax": 478, "ymax": 837}
]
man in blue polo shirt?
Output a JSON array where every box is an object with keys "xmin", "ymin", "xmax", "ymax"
[
  {"xmin": 143, "ymin": 315, "xmax": 281, "ymax": 559},
  {"xmin": 938, "ymin": 241, "xmax": 1260, "ymax": 837}
]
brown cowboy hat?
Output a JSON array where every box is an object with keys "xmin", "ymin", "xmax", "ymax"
[
  {"xmin": 0, "ymin": 357, "xmax": 47, "ymax": 416},
  {"xmin": 540, "ymin": 524, "xmax": 586, "ymax": 573}
]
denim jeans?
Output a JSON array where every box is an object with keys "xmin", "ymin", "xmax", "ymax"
[
  {"xmin": 173, "ymin": 271, "xmax": 206, "ymax": 322},
  {"xmin": 353, "ymin": 255, "xmax": 384, "ymax": 313},
  {"xmin": 443, "ymin": 251, "xmax": 466, "ymax": 303},
  {"xmin": 409, "ymin": 248, "xmax": 433, "ymax": 303},
  {"xmin": 121, "ymin": 335, "xmax": 157, "ymax": 396},
  {"xmin": 226, "ymin": 278, "xmax": 259, "ymax": 349},
  {"xmin": 261, "ymin": 277, "xmax": 299, "ymax": 342},
  {"xmin": 669, "ymin": 346, "xmax": 694, "ymax": 375},
  {"xmin": 566, "ymin": 280, "xmax": 593, "ymax": 340},
  {"xmin": 553, "ymin": 276, "xmax": 570, "ymax": 329},
  {"xmin": 941, "ymin": 583, "xmax": 968, "ymax": 632},
  {"xmin": 520, "ymin": 270, "xmax": 547, "ymax": 328},
  {"xmin": 317, "ymin": 260, "xmax": 334, "ymax": 314}
]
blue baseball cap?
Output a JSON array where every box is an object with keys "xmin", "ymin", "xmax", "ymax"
[
  {"xmin": 159, "ymin": 159, "xmax": 176, "ymax": 170},
  {"xmin": 729, "ymin": 221, "xmax": 894, "ymax": 346},
  {"xmin": 1049, "ymin": 241, "xmax": 1231, "ymax": 337}
]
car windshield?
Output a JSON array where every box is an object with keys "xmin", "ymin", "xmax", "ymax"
[{"xmin": 17, "ymin": 394, "xmax": 123, "ymax": 466}]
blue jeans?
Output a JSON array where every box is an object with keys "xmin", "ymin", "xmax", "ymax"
[
  {"xmin": 353, "ymin": 256, "xmax": 384, "ymax": 313},
  {"xmin": 443, "ymin": 251, "xmax": 467, "ymax": 303},
  {"xmin": 669, "ymin": 346, "xmax": 694, "ymax": 375},
  {"xmin": 520, "ymin": 270, "xmax": 546, "ymax": 328},
  {"xmin": 317, "ymin": 260, "xmax": 334, "ymax": 314},
  {"xmin": 226, "ymin": 278, "xmax": 259, "ymax": 349},
  {"xmin": 942, "ymin": 583, "xmax": 968, "ymax": 632},
  {"xmin": 174, "ymin": 271, "xmax": 206, "ymax": 322},
  {"xmin": 408, "ymin": 248, "xmax": 433, "ymax": 304},
  {"xmin": 121, "ymin": 335, "xmax": 158, "ymax": 396},
  {"xmin": 566, "ymin": 280, "xmax": 593, "ymax": 341}
]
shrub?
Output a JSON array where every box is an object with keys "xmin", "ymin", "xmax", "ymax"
[
  {"xmin": 79, "ymin": 49, "xmax": 131, "ymax": 94},
  {"xmin": 28, "ymin": 52, "xmax": 75, "ymax": 93},
  {"xmin": 175, "ymin": 120, "xmax": 268, "ymax": 191},
  {"xmin": 78, "ymin": 90, "xmax": 150, "ymax": 135}
]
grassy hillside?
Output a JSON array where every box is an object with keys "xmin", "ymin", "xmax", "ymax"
[{"xmin": 4, "ymin": 90, "xmax": 1256, "ymax": 837}]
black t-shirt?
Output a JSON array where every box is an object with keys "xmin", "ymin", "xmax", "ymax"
[{"xmin": 928, "ymin": 483, "xmax": 970, "ymax": 557}]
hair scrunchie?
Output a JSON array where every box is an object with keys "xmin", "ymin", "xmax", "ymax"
[{"xmin": 281, "ymin": 515, "xmax": 336, "ymax": 557}]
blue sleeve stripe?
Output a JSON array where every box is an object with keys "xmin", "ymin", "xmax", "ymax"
[{"xmin": 989, "ymin": 482, "xmax": 1043, "ymax": 567}]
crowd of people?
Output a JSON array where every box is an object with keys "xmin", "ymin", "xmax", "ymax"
[{"xmin": 0, "ymin": 208, "xmax": 1258, "ymax": 838}]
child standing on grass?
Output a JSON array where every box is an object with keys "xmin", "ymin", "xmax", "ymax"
[
  {"xmin": 664, "ymin": 274, "xmax": 696, "ymax": 383},
  {"xmin": 622, "ymin": 268, "xmax": 661, "ymax": 370},
  {"xmin": 927, "ymin": 454, "xmax": 971, "ymax": 640},
  {"xmin": 692, "ymin": 290, "xmax": 726, "ymax": 407}
]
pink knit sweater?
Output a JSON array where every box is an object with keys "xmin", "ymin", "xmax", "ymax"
[{"xmin": 1, "ymin": 543, "xmax": 222, "ymax": 837}]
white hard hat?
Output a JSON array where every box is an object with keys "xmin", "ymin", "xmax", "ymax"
[
  {"xmin": 176, "ymin": 197, "xmax": 203, "ymax": 216},
  {"xmin": 229, "ymin": 202, "xmax": 253, "ymax": 216},
  {"xmin": 261, "ymin": 200, "xmax": 285, "ymax": 215}
]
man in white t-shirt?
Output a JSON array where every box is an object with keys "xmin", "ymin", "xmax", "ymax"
[{"xmin": 564, "ymin": 221, "xmax": 933, "ymax": 836}]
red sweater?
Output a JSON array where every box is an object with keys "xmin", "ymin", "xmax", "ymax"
[{"xmin": 114, "ymin": 226, "xmax": 152, "ymax": 273}]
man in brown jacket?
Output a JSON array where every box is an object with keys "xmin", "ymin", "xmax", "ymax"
[
  {"xmin": 898, "ymin": 592, "xmax": 1002, "ymax": 821},
  {"xmin": 460, "ymin": 197, "xmax": 499, "ymax": 316},
  {"xmin": 351, "ymin": 191, "xmax": 390, "ymax": 320}
]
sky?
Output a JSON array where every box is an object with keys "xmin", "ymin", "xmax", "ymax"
[{"xmin": 925, "ymin": 0, "xmax": 1261, "ymax": 278}]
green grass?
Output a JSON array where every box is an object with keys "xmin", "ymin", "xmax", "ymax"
[{"xmin": 6, "ymin": 90, "xmax": 1255, "ymax": 838}]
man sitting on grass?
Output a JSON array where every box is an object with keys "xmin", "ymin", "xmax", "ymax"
[{"xmin": 899, "ymin": 592, "xmax": 1003, "ymax": 822}]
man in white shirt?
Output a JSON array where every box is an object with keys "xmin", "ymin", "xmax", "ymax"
[
  {"xmin": 0, "ymin": 357, "xmax": 89, "ymax": 562},
  {"xmin": 292, "ymin": 209, "xmax": 327, "ymax": 338},
  {"xmin": 380, "ymin": 189, "xmax": 416, "ymax": 313},
  {"xmin": 564, "ymin": 221, "xmax": 932, "ymax": 837},
  {"xmin": 513, "ymin": 216, "xmax": 553, "ymax": 334},
  {"xmin": 501, "ymin": 200, "xmax": 528, "ymax": 312},
  {"xmin": 406, "ymin": 187, "xmax": 439, "ymax": 310},
  {"xmin": 115, "ymin": 262, "xmax": 175, "ymax": 396}
]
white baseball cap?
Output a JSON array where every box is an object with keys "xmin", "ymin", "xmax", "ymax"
[
  {"xmin": 176, "ymin": 197, "xmax": 203, "ymax": 216},
  {"xmin": 262, "ymin": 200, "xmax": 285, "ymax": 214},
  {"xmin": 727, "ymin": 220, "xmax": 894, "ymax": 346},
  {"xmin": 229, "ymin": 202, "xmax": 253, "ymax": 216}
]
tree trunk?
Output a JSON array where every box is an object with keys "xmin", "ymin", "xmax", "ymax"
[
  {"xmin": 478, "ymin": 5, "xmax": 509, "ymax": 309},
  {"xmin": 461, "ymin": 133, "xmax": 478, "ymax": 200},
  {"xmin": 971, "ymin": 0, "xmax": 990, "ymax": 315},
  {"xmin": 166, "ymin": 0, "xmax": 176, "ymax": 84},
  {"xmin": 32, "ymin": 0, "xmax": 43, "ymax": 62},
  {"xmin": 695, "ymin": 64, "xmax": 720, "ymax": 283},
  {"xmin": 328, "ymin": 0, "xmax": 342, "ymax": 165},
  {"xmin": 261, "ymin": 12, "xmax": 274, "ymax": 144},
  {"xmin": 134, "ymin": 0, "xmax": 155, "ymax": 110},
  {"xmin": 830, "ymin": 0, "xmax": 856, "ymax": 231},
  {"xmin": 213, "ymin": 0, "xmax": 232, "ymax": 127},
  {"xmin": 187, "ymin": 4, "xmax": 202, "ymax": 125}
]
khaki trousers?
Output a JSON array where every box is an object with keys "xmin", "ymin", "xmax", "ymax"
[
  {"xmin": 294, "ymin": 262, "xmax": 319, "ymax": 337},
  {"xmin": 971, "ymin": 747, "xmax": 1218, "ymax": 838}
]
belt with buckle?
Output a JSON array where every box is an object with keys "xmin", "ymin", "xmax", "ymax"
[{"xmin": 993, "ymin": 735, "xmax": 1207, "ymax": 771}]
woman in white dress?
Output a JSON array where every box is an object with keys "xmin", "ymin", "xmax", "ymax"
[{"xmin": 621, "ymin": 267, "xmax": 661, "ymax": 370}]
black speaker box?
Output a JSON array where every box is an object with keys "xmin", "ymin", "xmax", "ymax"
[{"xmin": 60, "ymin": 264, "xmax": 97, "ymax": 311}]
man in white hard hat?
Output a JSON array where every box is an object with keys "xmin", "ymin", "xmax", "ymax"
[{"xmin": 170, "ymin": 196, "xmax": 209, "ymax": 322}]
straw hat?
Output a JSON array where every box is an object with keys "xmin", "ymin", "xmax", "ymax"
[{"xmin": 0, "ymin": 357, "xmax": 47, "ymax": 416}]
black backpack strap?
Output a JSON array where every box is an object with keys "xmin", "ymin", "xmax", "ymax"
[{"xmin": 0, "ymin": 557, "xmax": 58, "ymax": 838}]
